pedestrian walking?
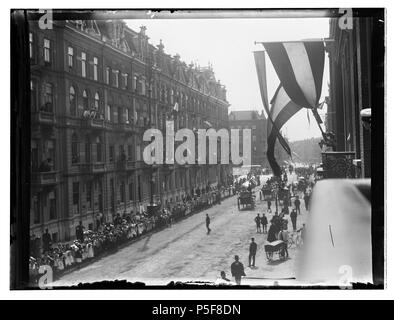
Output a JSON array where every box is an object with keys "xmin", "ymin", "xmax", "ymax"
[
  {"xmin": 290, "ymin": 209, "xmax": 297, "ymax": 231},
  {"xmin": 294, "ymin": 196, "xmax": 301, "ymax": 215},
  {"xmin": 248, "ymin": 238, "xmax": 257, "ymax": 267},
  {"xmin": 42, "ymin": 229, "xmax": 52, "ymax": 254},
  {"xmin": 231, "ymin": 255, "xmax": 246, "ymax": 285},
  {"xmin": 75, "ymin": 221, "xmax": 85, "ymax": 243},
  {"xmin": 254, "ymin": 214, "xmax": 262, "ymax": 233},
  {"xmin": 267, "ymin": 199, "xmax": 272, "ymax": 213},
  {"xmin": 278, "ymin": 228, "xmax": 289, "ymax": 258},
  {"xmin": 304, "ymin": 193, "xmax": 310, "ymax": 211},
  {"xmin": 205, "ymin": 214, "xmax": 211, "ymax": 235},
  {"xmin": 261, "ymin": 213, "xmax": 268, "ymax": 233},
  {"xmin": 267, "ymin": 224, "xmax": 277, "ymax": 242}
]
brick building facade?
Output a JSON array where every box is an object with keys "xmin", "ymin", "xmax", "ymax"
[
  {"xmin": 29, "ymin": 19, "xmax": 230, "ymax": 242},
  {"xmin": 228, "ymin": 110, "xmax": 268, "ymax": 168}
]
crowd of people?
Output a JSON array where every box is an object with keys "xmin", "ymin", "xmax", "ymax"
[{"xmin": 29, "ymin": 184, "xmax": 236, "ymax": 285}]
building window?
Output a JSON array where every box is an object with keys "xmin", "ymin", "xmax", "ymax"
[
  {"xmin": 96, "ymin": 137, "xmax": 103, "ymax": 162},
  {"xmin": 113, "ymin": 70, "xmax": 119, "ymax": 88},
  {"xmin": 72, "ymin": 182, "xmax": 79, "ymax": 213},
  {"xmin": 118, "ymin": 107, "xmax": 122, "ymax": 124},
  {"xmin": 69, "ymin": 86, "xmax": 76, "ymax": 116},
  {"xmin": 252, "ymin": 135, "xmax": 256, "ymax": 142},
  {"xmin": 120, "ymin": 182, "xmax": 125, "ymax": 203},
  {"xmin": 109, "ymin": 145, "xmax": 114, "ymax": 162},
  {"xmin": 71, "ymin": 133, "xmax": 79, "ymax": 164},
  {"xmin": 67, "ymin": 46, "xmax": 74, "ymax": 68},
  {"xmin": 82, "ymin": 90, "xmax": 88, "ymax": 110},
  {"xmin": 132, "ymin": 75, "xmax": 137, "ymax": 91},
  {"xmin": 123, "ymin": 73, "xmax": 128, "ymax": 89},
  {"xmin": 93, "ymin": 57, "xmax": 98, "ymax": 81},
  {"xmin": 106, "ymin": 105, "xmax": 112, "ymax": 122},
  {"xmin": 44, "ymin": 38, "xmax": 51, "ymax": 63},
  {"xmin": 129, "ymin": 182, "xmax": 133, "ymax": 201},
  {"xmin": 31, "ymin": 140, "xmax": 39, "ymax": 171},
  {"xmin": 140, "ymin": 79, "xmax": 146, "ymax": 95},
  {"xmin": 33, "ymin": 195, "xmax": 40, "ymax": 224},
  {"xmin": 29, "ymin": 32, "xmax": 34, "ymax": 60},
  {"xmin": 43, "ymin": 83, "xmax": 53, "ymax": 112},
  {"xmin": 125, "ymin": 108, "xmax": 130, "ymax": 124},
  {"xmin": 128, "ymin": 144, "xmax": 133, "ymax": 160},
  {"xmin": 81, "ymin": 52, "xmax": 86, "ymax": 78},
  {"xmin": 106, "ymin": 67, "xmax": 111, "ymax": 85},
  {"xmin": 94, "ymin": 92, "xmax": 100, "ymax": 110},
  {"xmin": 30, "ymin": 80, "xmax": 37, "ymax": 111},
  {"xmin": 86, "ymin": 182, "xmax": 92, "ymax": 209},
  {"xmin": 49, "ymin": 191, "xmax": 56, "ymax": 220}
]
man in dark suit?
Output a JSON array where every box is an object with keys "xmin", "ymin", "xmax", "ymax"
[
  {"xmin": 290, "ymin": 209, "xmax": 298, "ymax": 231},
  {"xmin": 76, "ymin": 221, "xmax": 85, "ymax": 242},
  {"xmin": 248, "ymin": 238, "xmax": 257, "ymax": 267},
  {"xmin": 205, "ymin": 214, "xmax": 211, "ymax": 235},
  {"xmin": 42, "ymin": 229, "xmax": 52, "ymax": 253},
  {"xmin": 231, "ymin": 255, "xmax": 246, "ymax": 285}
]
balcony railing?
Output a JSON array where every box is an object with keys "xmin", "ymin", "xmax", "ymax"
[
  {"xmin": 31, "ymin": 171, "xmax": 59, "ymax": 185},
  {"xmin": 78, "ymin": 162, "xmax": 106, "ymax": 174},
  {"xmin": 32, "ymin": 111, "xmax": 55, "ymax": 125},
  {"xmin": 115, "ymin": 122, "xmax": 136, "ymax": 133},
  {"xmin": 82, "ymin": 118, "xmax": 105, "ymax": 130}
]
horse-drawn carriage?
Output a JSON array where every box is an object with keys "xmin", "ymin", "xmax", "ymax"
[
  {"xmin": 264, "ymin": 240, "xmax": 286, "ymax": 261},
  {"xmin": 237, "ymin": 190, "xmax": 255, "ymax": 210}
]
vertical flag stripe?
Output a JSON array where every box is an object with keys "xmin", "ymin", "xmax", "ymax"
[
  {"xmin": 263, "ymin": 40, "xmax": 325, "ymax": 109},
  {"xmin": 253, "ymin": 51, "xmax": 270, "ymax": 114},
  {"xmin": 303, "ymin": 41, "xmax": 325, "ymax": 104},
  {"xmin": 263, "ymin": 42, "xmax": 311, "ymax": 108},
  {"xmin": 283, "ymin": 43, "xmax": 316, "ymax": 108}
]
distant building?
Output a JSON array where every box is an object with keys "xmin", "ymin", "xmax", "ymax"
[{"xmin": 228, "ymin": 110, "xmax": 268, "ymax": 168}]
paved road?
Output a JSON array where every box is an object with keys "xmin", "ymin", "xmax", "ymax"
[{"xmin": 53, "ymin": 186, "xmax": 307, "ymax": 287}]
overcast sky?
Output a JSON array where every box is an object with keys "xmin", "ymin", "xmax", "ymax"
[{"xmin": 126, "ymin": 17, "xmax": 330, "ymax": 142}]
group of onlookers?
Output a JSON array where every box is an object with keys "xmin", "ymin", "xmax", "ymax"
[{"xmin": 29, "ymin": 184, "xmax": 236, "ymax": 285}]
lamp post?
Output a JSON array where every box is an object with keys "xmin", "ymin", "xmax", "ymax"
[{"xmin": 150, "ymin": 174, "xmax": 155, "ymax": 206}]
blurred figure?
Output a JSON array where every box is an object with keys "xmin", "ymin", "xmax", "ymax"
[{"xmin": 231, "ymin": 255, "xmax": 246, "ymax": 285}]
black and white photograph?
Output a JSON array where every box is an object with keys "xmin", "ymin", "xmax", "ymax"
[{"xmin": 9, "ymin": 5, "xmax": 386, "ymax": 293}]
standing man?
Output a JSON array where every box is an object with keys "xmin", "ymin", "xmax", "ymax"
[
  {"xmin": 278, "ymin": 227, "xmax": 289, "ymax": 258},
  {"xmin": 76, "ymin": 221, "xmax": 85, "ymax": 242},
  {"xmin": 304, "ymin": 193, "xmax": 310, "ymax": 211},
  {"xmin": 205, "ymin": 214, "xmax": 211, "ymax": 235},
  {"xmin": 290, "ymin": 209, "xmax": 298, "ymax": 231},
  {"xmin": 231, "ymin": 255, "xmax": 246, "ymax": 285},
  {"xmin": 294, "ymin": 196, "xmax": 301, "ymax": 215},
  {"xmin": 248, "ymin": 238, "xmax": 257, "ymax": 267},
  {"xmin": 267, "ymin": 199, "xmax": 272, "ymax": 213},
  {"xmin": 42, "ymin": 229, "xmax": 52, "ymax": 254},
  {"xmin": 261, "ymin": 213, "xmax": 268, "ymax": 233},
  {"xmin": 254, "ymin": 214, "xmax": 261, "ymax": 233}
]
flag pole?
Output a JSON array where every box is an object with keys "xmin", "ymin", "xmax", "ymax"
[{"xmin": 254, "ymin": 38, "xmax": 334, "ymax": 45}]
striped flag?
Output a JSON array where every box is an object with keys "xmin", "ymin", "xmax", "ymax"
[
  {"xmin": 263, "ymin": 41, "xmax": 325, "ymax": 109},
  {"xmin": 267, "ymin": 85, "xmax": 302, "ymax": 176},
  {"xmin": 254, "ymin": 51, "xmax": 291, "ymax": 158}
]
